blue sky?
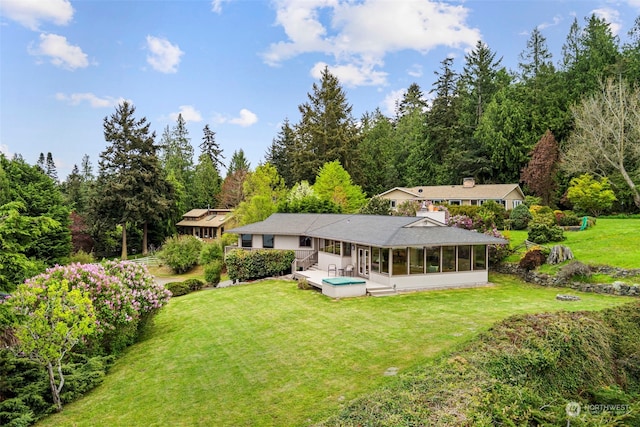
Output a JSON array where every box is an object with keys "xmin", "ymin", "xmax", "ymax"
[{"xmin": 1, "ymin": 0, "xmax": 638, "ymax": 179}]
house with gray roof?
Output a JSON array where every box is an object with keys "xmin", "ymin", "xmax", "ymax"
[
  {"xmin": 378, "ymin": 178, "xmax": 525, "ymax": 211},
  {"xmin": 227, "ymin": 212, "xmax": 507, "ymax": 296}
]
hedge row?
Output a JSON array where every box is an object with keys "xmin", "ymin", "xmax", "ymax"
[{"xmin": 225, "ymin": 249, "xmax": 295, "ymax": 282}]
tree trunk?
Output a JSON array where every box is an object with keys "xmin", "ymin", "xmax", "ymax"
[
  {"xmin": 121, "ymin": 222, "xmax": 128, "ymax": 260},
  {"xmin": 142, "ymin": 221, "xmax": 148, "ymax": 256},
  {"xmin": 619, "ymin": 165, "xmax": 640, "ymax": 209},
  {"xmin": 47, "ymin": 362, "xmax": 63, "ymax": 412}
]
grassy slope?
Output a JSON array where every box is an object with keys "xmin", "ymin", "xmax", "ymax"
[
  {"xmin": 39, "ymin": 275, "xmax": 633, "ymax": 427},
  {"xmin": 506, "ymin": 217, "xmax": 640, "ymax": 269}
]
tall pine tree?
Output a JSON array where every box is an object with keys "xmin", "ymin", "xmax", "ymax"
[{"xmin": 94, "ymin": 101, "xmax": 173, "ymax": 258}]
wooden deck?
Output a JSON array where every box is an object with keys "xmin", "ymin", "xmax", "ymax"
[{"xmin": 293, "ymin": 268, "xmax": 397, "ymax": 296}]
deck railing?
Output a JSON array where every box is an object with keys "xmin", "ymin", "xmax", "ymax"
[{"xmin": 291, "ymin": 250, "xmax": 318, "ymax": 273}]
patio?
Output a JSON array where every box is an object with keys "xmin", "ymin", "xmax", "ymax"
[{"xmin": 293, "ymin": 268, "xmax": 397, "ymax": 297}]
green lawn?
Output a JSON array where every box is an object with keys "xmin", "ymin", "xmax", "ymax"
[
  {"xmin": 506, "ymin": 217, "xmax": 640, "ymax": 269},
  {"xmin": 39, "ymin": 275, "xmax": 633, "ymax": 427}
]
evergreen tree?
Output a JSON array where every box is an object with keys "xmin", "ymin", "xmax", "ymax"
[
  {"xmin": 395, "ymin": 83, "xmax": 427, "ymax": 118},
  {"xmin": 0, "ymin": 154, "xmax": 71, "ymax": 289},
  {"xmin": 265, "ymin": 118, "xmax": 295, "ymax": 187},
  {"xmin": 393, "ymin": 85, "xmax": 429, "ymax": 186},
  {"xmin": 192, "ymin": 152, "xmax": 222, "ymax": 208},
  {"xmin": 36, "ymin": 152, "xmax": 45, "ymax": 171},
  {"xmin": 518, "ymin": 28, "xmax": 554, "ymax": 81},
  {"xmin": 220, "ymin": 149, "xmax": 251, "ymax": 209},
  {"xmin": 80, "ymin": 154, "xmax": 94, "ymax": 182},
  {"xmin": 61, "ymin": 164, "xmax": 84, "ymax": 212},
  {"xmin": 200, "ymin": 124, "xmax": 225, "ymax": 173},
  {"xmin": 474, "ymin": 85, "xmax": 533, "ymax": 183},
  {"xmin": 357, "ymin": 110, "xmax": 398, "ymax": 195},
  {"xmin": 94, "ymin": 101, "xmax": 173, "ymax": 258},
  {"xmin": 45, "ymin": 152, "xmax": 58, "ymax": 183},
  {"xmin": 293, "ymin": 66, "xmax": 359, "ymax": 184},
  {"xmin": 227, "ymin": 149, "xmax": 251, "ymax": 177},
  {"xmin": 458, "ymin": 40, "xmax": 506, "ymax": 133},
  {"xmin": 562, "ymin": 15, "xmax": 621, "ymax": 100},
  {"xmin": 426, "ymin": 56, "xmax": 460, "ymax": 184}
]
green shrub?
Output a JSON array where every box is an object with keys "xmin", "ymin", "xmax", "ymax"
[
  {"xmin": 524, "ymin": 195, "xmax": 542, "ymax": 207},
  {"xmin": 557, "ymin": 261, "xmax": 591, "ymax": 283},
  {"xmin": 558, "ymin": 210, "xmax": 581, "ymax": 226},
  {"xmin": 159, "ymin": 235, "xmax": 203, "ymax": 274},
  {"xmin": 529, "ymin": 205, "xmax": 556, "ymax": 227},
  {"xmin": 220, "ymin": 233, "xmax": 238, "ymax": 248},
  {"xmin": 519, "ymin": 248, "xmax": 546, "ymax": 270},
  {"xmin": 165, "ymin": 282, "xmax": 190, "ymax": 297},
  {"xmin": 199, "ymin": 241, "xmax": 223, "ymax": 265},
  {"xmin": 68, "ymin": 250, "xmax": 95, "ymax": 264},
  {"xmin": 204, "ymin": 260, "xmax": 223, "ymax": 287},
  {"xmin": 509, "ymin": 204, "xmax": 532, "ymax": 230},
  {"xmin": 446, "ymin": 205, "xmax": 481, "ymax": 218},
  {"xmin": 297, "ymin": 278, "xmax": 312, "ymax": 290},
  {"xmin": 183, "ymin": 278, "xmax": 205, "ymax": 292},
  {"xmin": 479, "ymin": 200, "xmax": 506, "ymax": 229},
  {"xmin": 225, "ymin": 249, "xmax": 295, "ymax": 282},
  {"xmin": 527, "ymin": 223, "xmax": 565, "ymax": 244}
]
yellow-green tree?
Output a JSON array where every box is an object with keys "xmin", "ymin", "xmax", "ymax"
[
  {"xmin": 9, "ymin": 279, "xmax": 96, "ymax": 411},
  {"xmin": 313, "ymin": 161, "xmax": 366, "ymax": 213},
  {"xmin": 234, "ymin": 163, "xmax": 286, "ymax": 225},
  {"xmin": 566, "ymin": 174, "xmax": 617, "ymax": 217}
]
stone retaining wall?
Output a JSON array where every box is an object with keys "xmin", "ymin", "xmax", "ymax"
[{"xmin": 493, "ymin": 263, "xmax": 640, "ymax": 297}]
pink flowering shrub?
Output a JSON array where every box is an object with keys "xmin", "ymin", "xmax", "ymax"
[
  {"xmin": 102, "ymin": 260, "xmax": 171, "ymax": 315},
  {"xmin": 24, "ymin": 261, "xmax": 171, "ymax": 354},
  {"xmin": 447, "ymin": 214, "xmax": 474, "ymax": 230}
]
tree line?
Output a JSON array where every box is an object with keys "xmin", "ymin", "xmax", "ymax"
[{"xmin": 1, "ymin": 14, "xmax": 638, "ymax": 291}]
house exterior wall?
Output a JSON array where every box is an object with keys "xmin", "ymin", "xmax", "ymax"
[
  {"xmin": 503, "ymin": 188, "xmax": 525, "ymax": 210},
  {"xmin": 367, "ymin": 264, "xmax": 487, "ymax": 290},
  {"xmin": 237, "ymin": 234, "xmax": 315, "ymax": 250},
  {"xmin": 384, "ymin": 189, "xmax": 418, "ymax": 208},
  {"xmin": 318, "ymin": 252, "xmax": 353, "ymax": 272}
]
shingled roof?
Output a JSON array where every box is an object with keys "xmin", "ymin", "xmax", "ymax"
[
  {"xmin": 228, "ymin": 213, "xmax": 507, "ymax": 248},
  {"xmin": 378, "ymin": 183, "xmax": 523, "ymax": 201}
]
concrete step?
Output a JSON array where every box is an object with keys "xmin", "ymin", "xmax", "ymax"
[{"xmin": 367, "ymin": 287, "xmax": 397, "ymax": 297}]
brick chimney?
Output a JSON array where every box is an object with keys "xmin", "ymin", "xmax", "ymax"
[{"xmin": 462, "ymin": 177, "xmax": 475, "ymax": 188}]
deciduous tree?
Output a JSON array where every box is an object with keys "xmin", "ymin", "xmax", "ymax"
[
  {"xmin": 234, "ymin": 163, "xmax": 286, "ymax": 225},
  {"xmin": 313, "ymin": 161, "xmax": 366, "ymax": 213},
  {"xmin": 521, "ymin": 130, "xmax": 560, "ymax": 206},
  {"xmin": 566, "ymin": 174, "xmax": 617, "ymax": 216},
  {"xmin": 562, "ymin": 78, "xmax": 640, "ymax": 209},
  {"xmin": 9, "ymin": 278, "xmax": 95, "ymax": 412}
]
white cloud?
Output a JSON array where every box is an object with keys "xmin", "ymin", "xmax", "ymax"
[
  {"xmin": 310, "ymin": 61, "xmax": 387, "ymax": 87},
  {"xmin": 55, "ymin": 92, "xmax": 127, "ymax": 108},
  {"xmin": 230, "ymin": 109, "xmax": 258, "ymax": 127},
  {"xmin": 28, "ymin": 33, "xmax": 88, "ymax": 70},
  {"xmin": 145, "ymin": 35, "xmax": 184, "ymax": 73},
  {"xmin": 0, "ymin": 0, "xmax": 73, "ymax": 31},
  {"xmin": 537, "ymin": 14, "xmax": 563, "ymax": 30},
  {"xmin": 591, "ymin": 8, "xmax": 622, "ymax": 35},
  {"xmin": 214, "ymin": 109, "xmax": 258, "ymax": 127},
  {"xmin": 263, "ymin": 0, "xmax": 480, "ymax": 87},
  {"xmin": 0, "ymin": 143, "xmax": 12, "ymax": 157},
  {"xmin": 381, "ymin": 88, "xmax": 406, "ymax": 116},
  {"xmin": 627, "ymin": 0, "xmax": 640, "ymax": 11},
  {"xmin": 169, "ymin": 105, "xmax": 203, "ymax": 122},
  {"xmin": 211, "ymin": 0, "xmax": 232, "ymax": 14},
  {"xmin": 407, "ymin": 64, "xmax": 423, "ymax": 78}
]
